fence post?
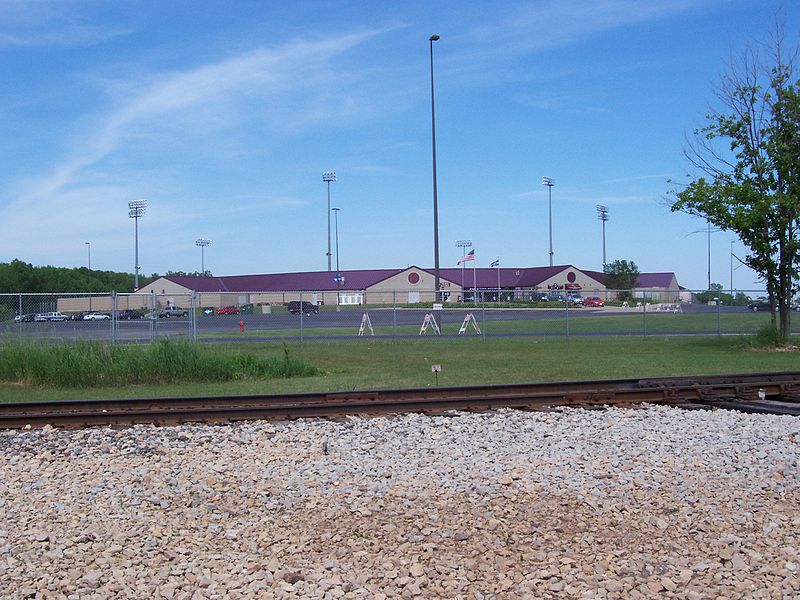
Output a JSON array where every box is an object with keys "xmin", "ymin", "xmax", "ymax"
[
  {"xmin": 565, "ymin": 296, "xmax": 570, "ymax": 340},
  {"xmin": 18, "ymin": 293, "xmax": 22, "ymax": 342},
  {"xmin": 111, "ymin": 292, "xmax": 117, "ymax": 344},
  {"xmin": 192, "ymin": 291, "xmax": 197, "ymax": 342},
  {"xmin": 642, "ymin": 300, "xmax": 647, "ymax": 337},
  {"xmin": 481, "ymin": 288, "xmax": 486, "ymax": 341},
  {"xmin": 150, "ymin": 291, "xmax": 156, "ymax": 342},
  {"xmin": 392, "ymin": 290, "xmax": 397, "ymax": 342},
  {"xmin": 299, "ymin": 290, "xmax": 304, "ymax": 344},
  {"xmin": 717, "ymin": 296, "xmax": 721, "ymax": 336}
]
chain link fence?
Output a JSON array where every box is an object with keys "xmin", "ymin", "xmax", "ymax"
[{"xmin": 0, "ymin": 289, "xmax": 791, "ymax": 344}]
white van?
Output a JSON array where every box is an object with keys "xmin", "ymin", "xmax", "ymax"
[{"xmin": 34, "ymin": 312, "xmax": 68, "ymax": 321}]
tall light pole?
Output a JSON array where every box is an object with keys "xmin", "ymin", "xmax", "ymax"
[
  {"xmin": 429, "ymin": 34, "xmax": 441, "ymax": 300},
  {"xmin": 542, "ymin": 177, "xmax": 555, "ymax": 266},
  {"xmin": 196, "ymin": 238, "xmax": 211, "ymax": 274},
  {"xmin": 128, "ymin": 199, "xmax": 147, "ymax": 290},
  {"xmin": 456, "ymin": 239, "xmax": 472, "ymax": 300},
  {"xmin": 332, "ymin": 208, "xmax": 341, "ymax": 273},
  {"xmin": 323, "ymin": 171, "xmax": 336, "ymax": 271},
  {"xmin": 596, "ymin": 204, "xmax": 609, "ymax": 270}
]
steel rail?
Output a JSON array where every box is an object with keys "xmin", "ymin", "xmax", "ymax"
[{"xmin": 2, "ymin": 371, "xmax": 799, "ymax": 430}]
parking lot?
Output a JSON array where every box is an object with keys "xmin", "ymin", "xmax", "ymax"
[{"xmin": 0, "ymin": 301, "xmax": 779, "ymax": 343}]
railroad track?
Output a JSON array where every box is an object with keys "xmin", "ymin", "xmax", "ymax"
[{"xmin": 2, "ymin": 372, "xmax": 799, "ymax": 430}]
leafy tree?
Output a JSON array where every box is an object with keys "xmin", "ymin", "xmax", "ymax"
[
  {"xmin": 603, "ymin": 259, "xmax": 640, "ymax": 299},
  {"xmin": 0, "ymin": 259, "xmax": 158, "ymax": 293},
  {"xmin": 165, "ymin": 270, "xmax": 212, "ymax": 277},
  {"xmin": 733, "ymin": 291, "xmax": 750, "ymax": 306},
  {"xmin": 695, "ymin": 283, "xmax": 733, "ymax": 305},
  {"xmin": 669, "ymin": 27, "xmax": 800, "ymax": 343}
]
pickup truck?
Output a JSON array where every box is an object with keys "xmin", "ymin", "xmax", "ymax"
[{"xmin": 159, "ymin": 307, "xmax": 189, "ymax": 318}]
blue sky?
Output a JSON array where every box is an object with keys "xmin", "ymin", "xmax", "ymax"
[{"xmin": 1, "ymin": 0, "xmax": 797, "ymax": 290}]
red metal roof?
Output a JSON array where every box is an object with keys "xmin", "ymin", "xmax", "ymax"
[{"xmin": 162, "ymin": 265, "xmax": 622, "ymax": 291}]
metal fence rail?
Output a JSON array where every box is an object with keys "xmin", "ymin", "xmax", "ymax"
[{"xmin": 0, "ymin": 289, "xmax": 789, "ymax": 344}]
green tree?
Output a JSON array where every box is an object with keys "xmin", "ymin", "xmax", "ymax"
[
  {"xmin": 603, "ymin": 260, "xmax": 640, "ymax": 299},
  {"xmin": 695, "ymin": 283, "xmax": 734, "ymax": 305},
  {"xmin": 670, "ymin": 28, "xmax": 800, "ymax": 343},
  {"xmin": 0, "ymin": 259, "xmax": 158, "ymax": 293}
]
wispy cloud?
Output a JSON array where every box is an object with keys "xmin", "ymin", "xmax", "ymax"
[
  {"xmin": 229, "ymin": 194, "xmax": 311, "ymax": 209},
  {"xmin": 12, "ymin": 30, "xmax": 380, "ymax": 204},
  {"xmin": 599, "ymin": 173, "xmax": 674, "ymax": 185},
  {"xmin": 0, "ymin": 25, "xmax": 130, "ymax": 47},
  {"xmin": 441, "ymin": 0, "xmax": 706, "ymax": 87},
  {"xmin": 462, "ymin": 0, "xmax": 698, "ymax": 55},
  {"xmin": 0, "ymin": 29, "xmax": 384, "ymax": 268},
  {"xmin": 0, "ymin": 1, "xmax": 130, "ymax": 47}
]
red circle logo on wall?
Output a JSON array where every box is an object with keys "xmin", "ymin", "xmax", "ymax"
[
  {"xmin": 567, "ymin": 271, "xmax": 576, "ymax": 283},
  {"xmin": 408, "ymin": 272, "xmax": 420, "ymax": 284}
]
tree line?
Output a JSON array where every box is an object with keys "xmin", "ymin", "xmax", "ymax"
[{"xmin": 0, "ymin": 259, "xmax": 158, "ymax": 294}]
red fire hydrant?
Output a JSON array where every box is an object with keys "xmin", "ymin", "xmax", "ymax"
[{"xmin": 239, "ymin": 320, "xmax": 245, "ymax": 333}]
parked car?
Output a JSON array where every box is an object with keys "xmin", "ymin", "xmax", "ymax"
[
  {"xmin": 159, "ymin": 307, "xmax": 189, "ymax": 318},
  {"xmin": 565, "ymin": 293, "xmax": 584, "ymax": 306},
  {"xmin": 35, "ymin": 312, "xmax": 68, "ymax": 321},
  {"xmin": 583, "ymin": 296, "xmax": 605, "ymax": 307},
  {"xmin": 118, "ymin": 309, "xmax": 143, "ymax": 320},
  {"xmin": 70, "ymin": 312, "xmax": 88, "ymax": 321},
  {"xmin": 288, "ymin": 301, "xmax": 319, "ymax": 315},
  {"xmin": 747, "ymin": 299, "xmax": 772, "ymax": 312},
  {"xmin": 216, "ymin": 306, "xmax": 240, "ymax": 316},
  {"xmin": 83, "ymin": 312, "xmax": 111, "ymax": 320}
]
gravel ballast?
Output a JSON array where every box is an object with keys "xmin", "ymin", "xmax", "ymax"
[{"xmin": 1, "ymin": 406, "xmax": 798, "ymax": 599}]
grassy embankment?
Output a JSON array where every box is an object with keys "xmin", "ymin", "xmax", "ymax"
[{"xmin": 0, "ymin": 334, "xmax": 797, "ymax": 402}]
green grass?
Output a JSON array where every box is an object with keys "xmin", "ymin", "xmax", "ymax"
[
  {"xmin": 0, "ymin": 339, "xmax": 317, "ymax": 389},
  {"xmin": 0, "ymin": 334, "xmax": 797, "ymax": 402},
  {"xmin": 197, "ymin": 310, "xmax": 773, "ymax": 339}
]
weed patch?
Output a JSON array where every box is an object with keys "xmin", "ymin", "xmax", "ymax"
[{"xmin": 0, "ymin": 339, "xmax": 318, "ymax": 388}]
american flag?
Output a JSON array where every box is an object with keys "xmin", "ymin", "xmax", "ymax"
[
  {"xmin": 457, "ymin": 249, "xmax": 475, "ymax": 264},
  {"xmin": 490, "ymin": 258, "xmax": 500, "ymax": 267}
]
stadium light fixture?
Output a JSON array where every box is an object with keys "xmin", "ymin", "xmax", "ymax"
[
  {"xmin": 196, "ymin": 238, "xmax": 211, "ymax": 274},
  {"xmin": 596, "ymin": 204, "xmax": 609, "ymax": 269},
  {"xmin": 541, "ymin": 177, "xmax": 555, "ymax": 267},
  {"xmin": 128, "ymin": 199, "xmax": 147, "ymax": 290},
  {"xmin": 323, "ymin": 171, "xmax": 336, "ymax": 271}
]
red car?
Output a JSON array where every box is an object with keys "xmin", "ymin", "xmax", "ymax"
[
  {"xmin": 583, "ymin": 297, "xmax": 605, "ymax": 307},
  {"xmin": 216, "ymin": 306, "xmax": 240, "ymax": 315}
]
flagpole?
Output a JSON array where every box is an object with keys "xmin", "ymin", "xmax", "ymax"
[
  {"xmin": 473, "ymin": 252, "xmax": 477, "ymax": 306},
  {"xmin": 456, "ymin": 240, "xmax": 471, "ymax": 303},
  {"xmin": 496, "ymin": 257, "xmax": 500, "ymax": 301}
]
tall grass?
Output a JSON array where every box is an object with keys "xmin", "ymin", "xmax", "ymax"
[{"xmin": 0, "ymin": 339, "xmax": 318, "ymax": 388}]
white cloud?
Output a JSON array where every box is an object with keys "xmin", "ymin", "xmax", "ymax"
[
  {"xmin": 0, "ymin": 1, "xmax": 130, "ymax": 47},
  {"xmin": 9, "ymin": 30, "xmax": 380, "ymax": 206},
  {"xmin": 0, "ymin": 25, "xmax": 130, "ymax": 47},
  {"xmin": 463, "ymin": 0, "xmax": 698, "ymax": 54}
]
